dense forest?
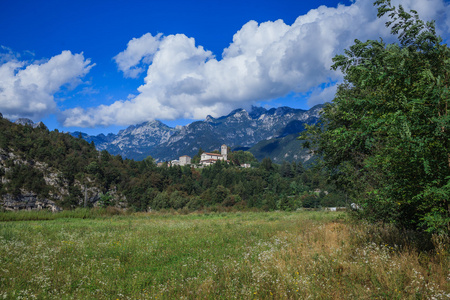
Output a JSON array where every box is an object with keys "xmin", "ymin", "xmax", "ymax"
[{"xmin": 0, "ymin": 114, "xmax": 345, "ymax": 212}]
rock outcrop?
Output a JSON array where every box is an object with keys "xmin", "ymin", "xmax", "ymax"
[{"xmin": 1, "ymin": 193, "xmax": 61, "ymax": 212}]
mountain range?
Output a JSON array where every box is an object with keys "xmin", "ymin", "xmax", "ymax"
[{"xmin": 72, "ymin": 105, "xmax": 323, "ymax": 163}]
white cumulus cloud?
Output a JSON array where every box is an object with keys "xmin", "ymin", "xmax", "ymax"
[
  {"xmin": 0, "ymin": 50, "xmax": 94, "ymax": 121},
  {"xmin": 63, "ymin": 0, "xmax": 450, "ymax": 127},
  {"xmin": 113, "ymin": 33, "xmax": 163, "ymax": 78}
]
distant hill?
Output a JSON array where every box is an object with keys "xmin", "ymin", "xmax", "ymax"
[
  {"xmin": 248, "ymin": 133, "xmax": 313, "ymax": 164},
  {"xmin": 73, "ymin": 105, "xmax": 323, "ymax": 162}
]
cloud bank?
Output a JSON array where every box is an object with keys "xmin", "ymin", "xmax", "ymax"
[
  {"xmin": 2, "ymin": 0, "xmax": 448, "ymax": 127},
  {"xmin": 0, "ymin": 50, "xmax": 94, "ymax": 120},
  {"xmin": 64, "ymin": 0, "xmax": 449, "ymax": 127}
]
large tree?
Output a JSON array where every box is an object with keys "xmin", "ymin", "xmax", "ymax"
[{"xmin": 302, "ymin": 0, "xmax": 450, "ymax": 234}]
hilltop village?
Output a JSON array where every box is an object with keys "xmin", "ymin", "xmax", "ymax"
[{"xmin": 158, "ymin": 145, "xmax": 250, "ymax": 168}]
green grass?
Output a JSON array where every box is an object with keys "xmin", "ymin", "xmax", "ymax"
[
  {"xmin": 0, "ymin": 211, "xmax": 448, "ymax": 299},
  {"xmin": 0, "ymin": 207, "xmax": 126, "ymax": 221}
]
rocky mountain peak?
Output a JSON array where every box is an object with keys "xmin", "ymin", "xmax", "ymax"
[
  {"xmin": 274, "ymin": 106, "xmax": 297, "ymax": 115},
  {"xmin": 15, "ymin": 118, "xmax": 35, "ymax": 126},
  {"xmin": 229, "ymin": 109, "xmax": 250, "ymax": 120},
  {"xmin": 73, "ymin": 104, "xmax": 325, "ymax": 161},
  {"xmin": 14, "ymin": 118, "xmax": 44, "ymax": 129},
  {"xmin": 248, "ymin": 106, "xmax": 267, "ymax": 119},
  {"xmin": 118, "ymin": 120, "xmax": 176, "ymax": 135},
  {"xmin": 205, "ymin": 115, "xmax": 215, "ymax": 123}
]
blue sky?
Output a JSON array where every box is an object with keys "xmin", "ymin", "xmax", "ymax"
[{"xmin": 1, "ymin": 0, "xmax": 449, "ymax": 135}]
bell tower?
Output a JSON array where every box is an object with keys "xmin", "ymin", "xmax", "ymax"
[{"xmin": 221, "ymin": 144, "xmax": 228, "ymax": 160}]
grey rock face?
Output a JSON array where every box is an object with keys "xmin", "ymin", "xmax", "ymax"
[
  {"xmin": 1, "ymin": 193, "xmax": 62, "ymax": 212},
  {"xmin": 14, "ymin": 118, "xmax": 44, "ymax": 128},
  {"xmin": 72, "ymin": 120, "xmax": 180, "ymax": 160}
]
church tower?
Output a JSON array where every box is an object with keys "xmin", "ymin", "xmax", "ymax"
[{"xmin": 221, "ymin": 144, "xmax": 228, "ymax": 160}]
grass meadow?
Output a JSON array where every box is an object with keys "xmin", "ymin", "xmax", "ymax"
[{"xmin": 0, "ymin": 210, "xmax": 448, "ymax": 299}]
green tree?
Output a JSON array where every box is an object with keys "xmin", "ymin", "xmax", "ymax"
[
  {"xmin": 229, "ymin": 150, "xmax": 257, "ymax": 165},
  {"xmin": 62, "ymin": 186, "xmax": 83, "ymax": 209},
  {"xmin": 302, "ymin": 0, "xmax": 450, "ymax": 234},
  {"xmin": 191, "ymin": 148, "xmax": 204, "ymax": 164},
  {"xmin": 212, "ymin": 185, "xmax": 230, "ymax": 204},
  {"xmin": 280, "ymin": 161, "xmax": 293, "ymax": 178},
  {"xmin": 169, "ymin": 191, "xmax": 189, "ymax": 209},
  {"xmin": 151, "ymin": 191, "xmax": 170, "ymax": 209},
  {"xmin": 296, "ymin": 161, "xmax": 305, "ymax": 175},
  {"xmin": 260, "ymin": 157, "xmax": 273, "ymax": 172},
  {"xmin": 98, "ymin": 192, "xmax": 113, "ymax": 208}
]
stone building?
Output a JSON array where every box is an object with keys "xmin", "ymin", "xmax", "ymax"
[
  {"xmin": 179, "ymin": 155, "xmax": 191, "ymax": 166},
  {"xmin": 200, "ymin": 144, "xmax": 228, "ymax": 166}
]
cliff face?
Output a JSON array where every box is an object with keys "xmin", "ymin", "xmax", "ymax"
[
  {"xmin": 2, "ymin": 193, "xmax": 61, "ymax": 212},
  {"xmin": 0, "ymin": 149, "xmax": 104, "ymax": 211}
]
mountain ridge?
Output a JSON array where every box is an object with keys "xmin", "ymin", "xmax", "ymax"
[{"xmin": 71, "ymin": 104, "xmax": 323, "ymax": 162}]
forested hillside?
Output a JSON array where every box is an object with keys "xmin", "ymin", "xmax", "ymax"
[
  {"xmin": 0, "ymin": 114, "xmax": 344, "ymax": 211},
  {"xmin": 0, "ymin": 114, "xmax": 125, "ymax": 209}
]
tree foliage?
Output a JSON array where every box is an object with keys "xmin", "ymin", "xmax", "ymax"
[{"xmin": 302, "ymin": 0, "xmax": 450, "ymax": 234}]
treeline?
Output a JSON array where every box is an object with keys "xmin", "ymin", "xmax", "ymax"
[
  {"xmin": 0, "ymin": 116, "xmax": 345, "ymax": 211},
  {"xmin": 117, "ymin": 158, "xmax": 346, "ymax": 211}
]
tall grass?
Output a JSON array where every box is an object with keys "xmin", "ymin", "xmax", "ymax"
[
  {"xmin": 0, "ymin": 211, "xmax": 448, "ymax": 299},
  {"xmin": 0, "ymin": 207, "xmax": 127, "ymax": 221}
]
